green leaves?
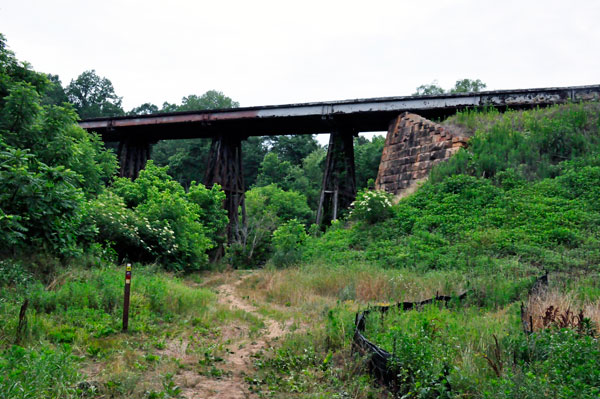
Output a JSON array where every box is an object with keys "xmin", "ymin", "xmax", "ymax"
[
  {"xmin": 271, "ymin": 219, "xmax": 308, "ymax": 267},
  {"xmin": 65, "ymin": 70, "xmax": 124, "ymax": 119},
  {"xmin": 0, "ymin": 142, "xmax": 86, "ymax": 256},
  {"xmin": 94, "ymin": 162, "xmax": 225, "ymax": 271}
]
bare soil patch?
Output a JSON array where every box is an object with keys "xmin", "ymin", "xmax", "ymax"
[{"xmin": 172, "ymin": 272, "xmax": 294, "ymax": 399}]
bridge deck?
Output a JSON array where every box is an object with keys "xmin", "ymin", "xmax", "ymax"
[{"xmin": 79, "ymin": 85, "xmax": 600, "ymax": 141}]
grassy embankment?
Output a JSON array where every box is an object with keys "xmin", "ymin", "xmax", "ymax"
[{"xmin": 245, "ymin": 102, "xmax": 600, "ymax": 398}]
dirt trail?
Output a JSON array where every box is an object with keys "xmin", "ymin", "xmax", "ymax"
[{"xmin": 175, "ymin": 273, "xmax": 290, "ymax": 399}]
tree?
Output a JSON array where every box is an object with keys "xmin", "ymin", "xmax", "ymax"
[
  {"xmin": 228, "ymin": 184, "xmax": 312, "ymax": 267},
  {"xmin": 301, "ymin": 148, "xmax": 326, "ymax": 209},
  {"xmin": 129, "ymin": 102, "xmax": 159, "ymax": 115},
  {"xmin": 450, "ymin": 79, "xmax": 487, "ymax": 93},
  {"xmin": 160, "ymin": 101, "xmax": 179, "ymax": 113},
  {"xmin": 105, "ymin": 162, "xmax": 225, "ymax": 271},
  {"xmin": 268, "ymin": 135, "xmax": 320, "ymax": 166},
  {"xmin": 414, "ymin": 79, "xmax": 487, "ymax": 96},
  {"xmin": 255, "ymin": 152, "xmax": 293, "ymax": 188},
  {"xmin": 65, "ymin": 70, "xmax": 124, "ymax": 119},
  {"xmin": 413, "ymin": 80, "xmax": 445, "ymax": 96},
  {"xmin": 354, "ymin": 135, "xmax": 385, "ymax": 189},
  {"xmin": 0, "ymin": 36, "xmax": 117, "ymax": 256},
  {"xmin": 153, "ymin": 139, "xmax": 212, "ymax": 189},
  {"xmin": 0, "ymin": 34, "xmax": 48, "ymax": 104},
  {"xmin": 242, "ymin": 136, "xmax": 268, "ymax": 187},
  {"xmin": 41, "ymin": 74, "xmax": 68, "ymax": 106},
  {"xmin": 179, "ymin": 90, "xmax": 239, "ymax": 111}
]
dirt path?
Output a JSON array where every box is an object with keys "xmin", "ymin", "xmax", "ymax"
[{"xmin": 174, "ymin": 273, "xmax": 290, "ymax": 399}]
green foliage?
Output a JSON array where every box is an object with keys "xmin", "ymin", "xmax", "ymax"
[
  {"xmin": 300, "ymin": 102, "xmax": 600, "ymax": 397},
  {"xmin": 0, "ymin": 345, "xmax": 80, "ymax": 399},
  {"xmin": 413, "ymin": 78, "xmax": 487, "ymax": 96},
  {"xmin": 128, "ymin": 102, "xmax": 158, "ymax": 115},
  {"xmin": 247, "ymin": 184, "xmax": 313, "ymax": 226},
  {"xmin": 252, "ymin": 330, "xmax": 382, "ymax": 398},
  {"xmin": 0, "ymin": 34, "xmax": 48, "ymax": 102},
  {"xmin": 358, "ymin": 302, "xmax": 600, "ymax": 398},
  {"xmin": 485, "ymin": 329, "xmax": 600, "ymax": 399},
  {"xmin": 0, "ymin": 264, "xmax": 217, "ymax": 398},
  {"xmin": 65, "ymin": 69, "xmax": 124, "ymax": 119},
  {"xmin": 228, "ymin": 184, "xmax": 312, "ymax": 267},
  {"xmin": 267, "ymin": 135, "xmax": 320, "ymax": 166},
  {"xmin": 349, "ymin": 189, "xmax": 394, "ymax": 224},
  {"xmin": 87, "ymin": 191, "xmax": 142, "ymax": 257},
  {"xmin": 41, "ymin": 74, "xmax": 68, "ymax": 106},
  {"xmin": 101, "ymin": 162, "xmax": 225, "ymax": 271},
  {"xmin": 0, "ymin": 259, "xmax": 31, "ymax": 287},
  {"xmin": 305, "ymin": 103, "xmax": 600, "ymax": 273},
  {"xmin": 0, "ymin": 36, "xmax": 118, "ymax": 258},
  {"xmin": 271, "ymin": 219, "xmax": 308, "ymax": 267},
  {"xmin": 254, "ymin": 147, "xmax": 326, "ymax": 210},
  {"xmin": 438, "ymin": 103, "xmax": 598, "ymax": 181},
  {"xmin": 152, "ymin": 138, "xmax": 212, "ymax": 189},
  {"xmin": 449, "ymin": 78, "xmax": 487, "ymax": 93},
  {"xmin": 0, "ymin": 265, "xmax": 216, "ymax": 341},
  {"xmin": 0, "ymin": 141, "xmax": 90, "ymax": 256},
  {"xmin": 255, "ymin": 152, "xmax": 294, "ymax": 188},
  {"xmin": 354, "ymin": 135, "xmax": 385, "ymax": 189},
  {"xmin": 413, "ymin": 80, "xmax": 445, "ymax": 96},
  {"xmin": 176, "ymin": 89, "xmax": 239, "ymax": 111}
]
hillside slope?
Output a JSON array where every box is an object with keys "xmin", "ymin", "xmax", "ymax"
[{"xmin": 248, "ymin": 102, "xmax": 600, "ymax": 398}]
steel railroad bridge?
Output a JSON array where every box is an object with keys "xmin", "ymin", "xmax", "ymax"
[{"xmin": 80, "ymin": 84, "xmax": 600, "ymax": 239}]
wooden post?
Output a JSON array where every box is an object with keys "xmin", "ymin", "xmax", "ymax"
[
  {"xmin": 122, "ymin": 263, "xmax": 132, "ymax": 331},
  {"xmin": 15, "ymin": 299, "xmax": 28, "ymax": 344},
  {"xmin": 316, "ymin": 127, "xmax": 357, "ymax": 225},
  {"xmin": 205, "ymin": 134, "xmax": 246, "ymax": 243}
]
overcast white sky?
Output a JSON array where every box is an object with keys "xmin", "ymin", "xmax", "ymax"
[{"xmin": 1, "ymin": 0, "xmax": 599, "ymax": 113}]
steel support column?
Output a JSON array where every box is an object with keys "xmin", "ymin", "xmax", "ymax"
[
  {"xmin": 204, "ymin": 135, "xmax": 246, "ymax": 242},
  {"xmin": 316, "ymin": 127, "xmax": 357, "ymax": 225},
  {"xmin": 117, "ymin": 137, "xmax": 152, "ymax": 180}
]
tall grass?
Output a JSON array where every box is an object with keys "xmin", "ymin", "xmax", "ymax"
[
  {"xmin": 0, "ymin": 263, "xmax": 217, "ymax": 398},
  {"xmin": 0, "ymin": 345, "xmax": 80, "ymax": 399}
]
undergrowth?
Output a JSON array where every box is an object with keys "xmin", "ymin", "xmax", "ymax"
[{"xmin": 0, "ymin": 261, "xmax": 225, "ymax": 398}]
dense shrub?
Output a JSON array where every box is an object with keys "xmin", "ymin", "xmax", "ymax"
[
  {"xmin": 435, "ymin": 103, "xmax": 600, "ymax": 182},
  {"xmin": 485, "ymin": 328, "xmax": 600, "ymax": 399},
  {"xmin": 0, "ymin": 34, "xmax": 116, "ymax": 259},
  {"xmin": 228, "ymin": 184, "xmax": 312, "ymax": 267},
  {"xmin": 348, "ymin": 189, "xmax": 394, "ymax": 224},
  {"xmin": 0, "ymin": 141, "xmax": 91, "ymax": 256},
  {"xmin": 95, "ymin": 162, "xmax": 226, "ymax": 271},
  {"xmin": 271, "ymin": 218, "xmax": 308, "ymax": 267}
]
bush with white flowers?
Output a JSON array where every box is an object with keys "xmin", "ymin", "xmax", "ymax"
[{"xmin": 348, "ymin": 189, "xmax": 394, "ymax": 224}]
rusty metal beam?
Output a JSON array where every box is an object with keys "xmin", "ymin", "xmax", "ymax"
[{"xmin": 80, "ymin": 85, "xmax": 600, "ymax": 141}]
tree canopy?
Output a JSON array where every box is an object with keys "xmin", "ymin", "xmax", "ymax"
[
  {"xmin": 413, "ymin": 79, "xmax": 487, "ymax": 96},
  {"xmin": 65, "ymin": 70, "xmax": 124, "ymax": 119}
]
